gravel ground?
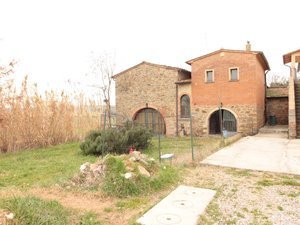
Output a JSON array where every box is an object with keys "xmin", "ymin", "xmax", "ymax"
[{"xmin": 183, "ymin": 165, "xmax": 300, "ymax": 225}]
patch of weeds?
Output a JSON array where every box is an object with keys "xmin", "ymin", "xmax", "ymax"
[
  {"xmin": 226, "ymin": 217, "xmax": 237, "ymax": 224},
  {"xmin": 206, "ymin": 202, "xmax": 222, "ymax": 221},
  {"xmin": 0, "ymin": 196, "xmax": 69, "ymax": 225},
  {"xmin": 231, "ymin": 188, "xmax": 238, "ymax": 193},
  {"xmin": 128, "ymin": 220, "xmax": 141, "ymax": 225},
  {"xmin": 227, "ymin": 169, "xmax": 252, "ymax": 177},
  {"xmin": 288, "ymin": 192, "xmax": 300, "ymax": 198},
  {"xmin": 266, "ymin": 204, "xmax": 272, "ymax": 208},
  {"xmin": 279, "ymin": 179, "xmax": 300, "ymax": 186},
  {"xmin": 242, "ymin": 207, "xmax": 249, "ymax": 212},
  {"xmin": 116, "ymin": 197, "xmax": 148, "ymax": 210},
  {"xmin": 78, "ymin": 212, "xmax": 102, "ymax": 225},
  {"xmin": 236, "ymin": 212, "xmax": 245, "ymax": 218},
  {"xmin": 251, "ymin": 209, "xmax": 263, "ymax": 217},
  {"xmin": 277, "ymin": 206, "xmax": 284, "ymax": 211},
  {"xmin": 257, "ymin": 179, "xmax": 277, "ymax": 186},
  {"xmin": 257, "ymin": 178, "xmax": 300, "ymax": 187},
  {"xmin": 198, "ymin": 214, "xmax": 214, "ymax": 225},
  {"xmin": 103, "ymin": 207, "xmax": 113, "ymax": 213}
]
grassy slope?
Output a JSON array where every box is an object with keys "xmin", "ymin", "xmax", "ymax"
[{"xmin": 0, "ymin": 143, "xmax": 98, "ymax": 188}]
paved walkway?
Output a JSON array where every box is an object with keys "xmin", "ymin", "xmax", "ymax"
[{"xmin": 201, "ymin": 135, "xmax": 300, "ymax": 175}]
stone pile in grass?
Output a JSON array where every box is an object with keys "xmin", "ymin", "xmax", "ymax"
[{"xmin": 71, "ymin": 151, "xmax": 157, "ymax": 189}]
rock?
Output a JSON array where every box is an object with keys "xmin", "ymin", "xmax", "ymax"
[
  {"xmin": 138, "ymin": 165, "xmax": 150, "ymax": 177},
  {"xmin": 132, "ymin": 151, "xmax": 141, "ymax": 161},
  {"xmin": 90, "ymin": 162, "xmax": 105, "ymax": 177},
  {"xmin": 80, "ymin": 162, "xmax": 90, "ymax": 174},
  {"xmin": 124, "ymin": 172, "xmax": 133, "ymax": 179},
  {"xmin": 5, "ymin": 212, "xmax": 14, "ymax": 220}
]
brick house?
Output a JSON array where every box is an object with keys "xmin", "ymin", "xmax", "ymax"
[{"xmin": 113, "ymin": 43, "xmax": 270, "ymax": 136}]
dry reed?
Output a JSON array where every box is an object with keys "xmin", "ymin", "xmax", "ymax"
[{"xmin": 0, "ymin": 76, "xmax": 102, "ymax": 152}]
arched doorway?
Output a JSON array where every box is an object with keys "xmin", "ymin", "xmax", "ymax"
[
  {"xmin": 209, "ymin": 109, "xmax": 237, "ymax": 134},
  {"xmin": 134, "ymin": 108, "xmax": 166, "ymax": 135}
]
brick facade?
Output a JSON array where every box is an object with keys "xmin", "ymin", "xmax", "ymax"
[
  {"xmin": 114, "ymin": 47, "xmax": 270, "ymax": 137},
  {"xmin": 187, "ymin": 49, "xmax": 269, "ymax": 135}
]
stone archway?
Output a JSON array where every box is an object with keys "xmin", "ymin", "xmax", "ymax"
[
  {"xmin": 134, "ymin": 108, "xmax": 166, "ymax": 135},
  {"xmin": 209, "ymin": 109, "xmax": 237, "ymax": 134}
]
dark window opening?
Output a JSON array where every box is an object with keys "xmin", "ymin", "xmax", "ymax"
[
  {"xmin": 134, "ymin": 108, "xmax": 165, "ymax": 135},
  {"xmin": 209, "ymin": 109, "xmax": 237, "ymax": 134},
  {"xmin": 180, "ymin": 95, "xmax": 190, "ymax": 118}
]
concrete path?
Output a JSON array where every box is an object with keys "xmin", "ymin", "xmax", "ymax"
[
  {"xmin": 201, "ymin": 135, "xmax": 300, "ymax": 175},
  {"xmin": 137, "ymin": 185, "xmax": 216, "ymax": 225}
]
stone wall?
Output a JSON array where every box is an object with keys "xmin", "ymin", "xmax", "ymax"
[
  {"xmin": 266, "ymin": 97, "xmax": 288, "ymax": 125},
  {"xmin": 115, "ymin": 62, "xmax": 181, "ymax": 136},
  {"xmin": 191, "ymin": 104, "xmax": 258, "ymax": 136}
]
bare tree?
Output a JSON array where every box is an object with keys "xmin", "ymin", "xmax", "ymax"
[
  {"xmin": 0, "ymin": 60, "xmax": 16, "ymax": 78},
  {"xmin": 90, "ymin": 52, "xmax": 115, "ymax": 128},
  {"xmin": 268, "ymin": 74, "xmax": 288, "ymax": 87}
]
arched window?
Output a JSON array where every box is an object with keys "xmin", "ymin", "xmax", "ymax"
[
  {"xmin": 134, "ymin": 108, "xmax": 166, "ymax": 135},
  {"xmin": 180, "ymin": 95, "xmax": 190, "ymax": 118}
]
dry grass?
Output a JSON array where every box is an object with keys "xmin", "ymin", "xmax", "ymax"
[{"xmin": 0, "ymin": 76, "xmax": 102, "ymax": 152}]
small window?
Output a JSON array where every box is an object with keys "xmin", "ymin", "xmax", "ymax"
[
  {"xmin": 230, "ymin": 68, "xmax": 239, "ymax": 81},
  {"xmin": 180, "ymin": 95, "xmax": 190, "ymax": 118},
  {"xmin": 205, "ymin": 70, "xmax": 214, "ymax": 83}
]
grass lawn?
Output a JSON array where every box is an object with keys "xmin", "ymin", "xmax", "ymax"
[
  {"xmin": 145, "ymin": 135, "xmax": 224, "ymax": 164},
  {"xmin": 0, "ymin": 136, "xmax": 299, "ymax": 224},
  {"xmin": 0, "ymin": 143, "xmax": 98, "ymax": 188}
]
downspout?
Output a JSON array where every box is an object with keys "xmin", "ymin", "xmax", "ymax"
[{"xmin": 175, "ymin": 83, "xmax": 179, "ymax": 136}]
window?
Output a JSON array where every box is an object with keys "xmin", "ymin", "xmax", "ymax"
[
  {"xmin": 205, "ymin": 70, "xmax": 214, "ymax": 83},
  {"xmin": 229, "ymin": 68, "xmax": 239, "ymax": 81},
  {"xmin": 180, "ymin": 95, "xmax": 190, "ymax": 118}
]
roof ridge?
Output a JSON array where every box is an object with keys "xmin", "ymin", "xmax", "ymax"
[
  {"xmin": 186, "ymin": 48, "xmax": 270, "ymax": 71},
  {"xmin": 113, "ymin": 61, "xmax": 190, "ymax": 79}
]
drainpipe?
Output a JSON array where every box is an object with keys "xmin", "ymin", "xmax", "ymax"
[{"xmin": 175, "ymin": 83, "xmax": 179, "ymax": 136}]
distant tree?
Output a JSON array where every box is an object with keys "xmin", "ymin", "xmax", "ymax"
[
  {"xmin": 269, "ymin": 74, "xmax": 288, "ymax": 87},
  {"xmin": 0, "ymin": 60, "xmax": 16, "ymax": 78},
  {"xmin": 90, "ymin": 52, "xmax": 115, "ymax": 128}
]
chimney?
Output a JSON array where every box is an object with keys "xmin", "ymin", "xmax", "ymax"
[{"xmin": 246, "ymin": 41, "xmax": 251, "ymax": 51}]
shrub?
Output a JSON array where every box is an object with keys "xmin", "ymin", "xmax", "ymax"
[{"xmin": 80, "ymin": 122, "xmax": 152, "ymax": 156}]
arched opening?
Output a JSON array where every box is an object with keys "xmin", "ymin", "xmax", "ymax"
[
  {"xmin": 209, "ymin": 109, "xmax": 237, "ymax": 135},
  {"xmin": 134, "ymin": 108, "xmax": 166, "ymax": 135},
  {"xmin": 180, "ymin": 95, "xmax": 190, "ymax": 118}
]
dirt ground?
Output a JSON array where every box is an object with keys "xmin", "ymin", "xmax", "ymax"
[{"xmin": 1, "ymin": 164, "xmax": 299, "ymax": 225}]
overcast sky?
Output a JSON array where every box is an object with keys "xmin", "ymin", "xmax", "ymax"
[{"xmin": 0, "ymin": 0, "xmax": 299, "ymax": 103}]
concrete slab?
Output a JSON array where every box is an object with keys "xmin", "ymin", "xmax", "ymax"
[
  {"xmin": 137, "ymin": 185, "xmax": 216, "ymax": 225},
  {"xmin": 201, "ymin": 135, "xmax": 300, "ymax": 175}
]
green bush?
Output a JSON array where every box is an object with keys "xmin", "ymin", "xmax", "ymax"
[{"xmin": 80, "ymin": 122, "xmax": 152, "ymax": 156}]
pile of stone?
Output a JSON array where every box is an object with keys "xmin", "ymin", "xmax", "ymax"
[
  {"xmin": 72, "ymin": 151, "xmax": 156, "ymax": 187},
  {"xmin": 0, "ymin": 210, "xmax": 14, "ymax": 225}
]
